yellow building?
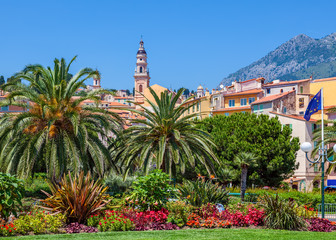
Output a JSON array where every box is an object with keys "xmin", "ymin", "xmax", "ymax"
[
  {"xmin": 181, "ymin": 94, "xmax": 211, "ymax": 120},
  {"xmin": 310, "ymin": 77, "xmax": 336, "ymax": 120},
  {"xmin": 211, "ymin": 89, "xmax": 263, "ymax": 116}
]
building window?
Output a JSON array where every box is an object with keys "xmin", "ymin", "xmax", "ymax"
[
  {"xmin": 283, "ymin": 107, "xmax": 287, "ymax": 114},
  {"xmin": 248, "ymin": 97, "xmax": 255, "ymax": 104},
  {"xmin": 299, "ymin": 98, "xmax": 304, "ymax": 108},
  {"xmin": 197, "ymin": 102, "xmax": 199, "ymax": 111},
  {"xmin": 140, "ymin": 58, "xmax": 142, "ymax": 61},
  {"xmin": 225, "ymin": 113, "xmax": 229, "ymax": 116},
  {"xmin": 240, "ymin": 98, "xmax": 247, "ymax": 106},
  {"xmin": 314, "ymin": 163, "xmax": 319, "ymax": 172},
  {"xmin": 300, "ymin": 86, "xmax": 303, "ymax": 94},
  {"xmin": 139, "ymin": 84, "xmax": 143, "ymax": 93},
  {"xmin": 293, "ymin": 87, "xmax": 295, "ymax": 90},
  {"xmin": 213, "ymin": 97, "xmax": 218, "ymax": 106},
  {"xmin": 299, "ymin": 111, "xmax": 304, "ymax": 115},
  {"xmin": 241, "ymin": 111, "xmax": 245, "ymax": 113},
  {"xmin": 286, "ymin": 124, "xmax": 292, "ymax": 129},
  {"xmin": 139, "ymin": 67, "xmax": 143, "ymax": 73},
  {"xmin": 266, "ymin": 89, "xmax": 270, "ymax": 94},
  {"xmin": 253, "ymin": 105, "xmax": 258, "ymax": 112},
  {"xmin": 280, "ymin": 89, "xmax": 283, "ymax": 93},
  {"xmin": 229, "ymin": 99, "xmax": 235, "ymax": 107},
  {"xmin": 259, "ymin": 104, "xmax": 264, "ymax": 111},
  {"xmin": 188, "ymin": 105, "xmax": 190, "ymax": 114}
]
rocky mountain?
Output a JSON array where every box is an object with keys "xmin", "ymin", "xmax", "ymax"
[{"xmin": 219, "ymin": 33, "xmax": 336, "ymax": 87}]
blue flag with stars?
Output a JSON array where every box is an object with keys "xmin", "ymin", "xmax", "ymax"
[{"xmin": 304, "ymin": 89, "xmax": 322, "ymax": 121}]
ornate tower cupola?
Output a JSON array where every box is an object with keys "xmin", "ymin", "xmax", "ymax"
[{"xmin": 134, "ymin": 39, "xmax": 150, "ymax": 103}]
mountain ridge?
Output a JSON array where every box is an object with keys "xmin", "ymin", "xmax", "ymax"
[{"xmin": 219, "ymin": 32, "xmax": 336, "ymax": 87}]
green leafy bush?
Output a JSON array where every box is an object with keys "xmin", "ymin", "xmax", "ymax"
[
  {"xmin": 14, "ymin": 210, "xmax": 65, "ymax": 234},
  {"xmin": 0, "ymin": 173, "xmax": 24, "ymax": 220},
  {"xmin": 39, "ymin": 171, "xmax": 110, "ymax": 223},
  {"xmin": 104, "ymin": 174, "xmax": 136, "ymax": 196},
  {"xmin": 127, "ymin": 170, "xmax": 175, "ymax": 211},
  {"xmin": 24, "ymin": 173, "xmax": 51, "ymax": 198},
  {"xmin": 178, "ymin": 178, "xmax": 229, "ymax": 207},
  {"xmin": 260, "ymin": 194, "xmax": 307, "ymax": 230},
  {"xmin": 166, "ymin": 201, "xmax": 193, "ymax": 227}
]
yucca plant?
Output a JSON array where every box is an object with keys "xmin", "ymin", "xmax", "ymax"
[
  {"xmin": 178, "ymin": 178, "xmax": 229, "ymax": 207},
  {"xmin": 260, "ymin": 194, "xmax": 307, "ymax": 230},
  {"xmin": 40, "ymin": 171, "xmax": 110, "ymax": 223}
]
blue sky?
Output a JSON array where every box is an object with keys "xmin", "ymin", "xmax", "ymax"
[{"xmin": 1, "ymin": 0, "xmax": 335, "ymax": 91}]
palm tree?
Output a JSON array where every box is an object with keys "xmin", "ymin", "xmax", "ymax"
[
  {"xmin": 234, "ymin": 152, "xmax": 257, "ymax": 202},
  {"xmin": 116, "ymin": 87, "xmax": 219, "ymax": 177},
  {"xmin": 0, "ymin": 56, "xmax": 123, "ymax": 179}
]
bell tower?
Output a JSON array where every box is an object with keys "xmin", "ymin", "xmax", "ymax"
[{"xmin": 134, "ymin": 39, "xmax": 150, "ymax": 103}]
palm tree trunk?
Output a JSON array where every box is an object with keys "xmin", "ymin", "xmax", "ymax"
[{"xmin": 241, "ymin": 167, "xmax": 248, "ymax": 202}]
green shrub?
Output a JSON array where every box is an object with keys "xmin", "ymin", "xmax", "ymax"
[
  {"xmin": 178, "ymin": 178, "xmax": 229, "ymax": 207},
  {"xmin": 166, "ymin": 201, "xmax": 193, "ymax": 227},
  {"xmin": 24, "ymin": 173, "xmax": 51, "ymax": 198},
  {"xmin": 0, "ymin": 172, "xmax": 24, "ymax": 220},
  {"xmin": 260, "ymin": 194, "xmax": 307, "ymax": 230},
  {"xmin": 39, "ymin": 171, "xmax": 110, "ymax": 223},
  {"xmin": 104, "ymin": 174, "xmax": 136, "ymax": 196},
  {"xmin": 14, "ymin": 210, "xmax": 65, "ymax": 234},
  {"xmin": 127, "ymin": 169, "xmax": 175, "ymax": 211}
]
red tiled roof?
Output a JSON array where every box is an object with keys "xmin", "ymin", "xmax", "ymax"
[
  {"xmin": 270, "ymin": 111, "xmax": 318, "ymax": 122},
  {"xmin": 109, "ymin": 102, "xmax": 127, "ymax": 107},
  {"xmin": 240, "ymin": 77, "xmax": 265, "ymax": 84},
  {"xmin": 212, "ymin": 105, "xmax": 251, "ymax": 112},
  {"xmin": 251, "ymin": 90, "xmax": 295, "ymax": 105},
  {"xmin": 263, "ymin": 79, "xmax": 310, "ymax": 87},
  {"xmin": 312, "ymin": 77, "xmax": 336, "ymax": 83},
  {"xmin": 325, "ymin": 105, "xmax": 336, "ymax": 110}
]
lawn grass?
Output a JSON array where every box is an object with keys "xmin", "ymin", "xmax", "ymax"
[{"xmin": 5, "ymin": 228, "xmax": 336, "ymax": 240}]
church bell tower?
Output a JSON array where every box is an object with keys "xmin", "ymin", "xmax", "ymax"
[{"xmin": 134, "ymin": 39, "xmax": 150, "ymax": 103}]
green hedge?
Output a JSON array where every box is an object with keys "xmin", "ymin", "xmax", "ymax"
[{"xmin": 228, "ymin": 188, "xmax": 336, "ymax": 209}]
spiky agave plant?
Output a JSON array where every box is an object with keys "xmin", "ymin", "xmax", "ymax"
[
  {"xmin": 40, "ymin": 171, "xmax": 110, "ymax": 223},
  {"xmin": 260, "ymin": 194, "xmax": 307, "ymax": 230},
  {"xmin": 0, "ymin": 56, "xmax": 123, "ymax": 179}
]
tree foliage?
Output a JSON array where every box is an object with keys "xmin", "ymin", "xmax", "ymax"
[
  {"xmin": 116, "ymin": 88, "xmax": 218, "ymax": 177},
  {"xmin": 0, "ymin": 76, "xmax": 5, "ymax": 86},
  {"xmin": 0, "ymin": 56, "xmax": 123, "ymax": 179},
  {"xmin": 197, "ymin": 113, "xmax": 299, "ymax": 186}
]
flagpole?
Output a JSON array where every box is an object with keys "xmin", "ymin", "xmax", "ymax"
[{"xmin": 321, "ymin": 87, "xmax": 325, "ymax": 219}]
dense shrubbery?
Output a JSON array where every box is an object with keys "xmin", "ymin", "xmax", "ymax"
[
  {"xmin": 14, "ymin": 210, "xmax": 65, "ymax": 234},
  {"xmin": 308, "ymin": 218, "xmax": 334, "ymax": 232},
  {"xmin": 260, "ymin": 194, "xmax": 307, "ymax": 230},
  {"xmin": 24, "ymin": 173, "xmax": 50, "ymax": 198},
  {"xmin": 0, "ymin": 173, "xmax": 24, "ymax": 221},
  {"xmin": 178, "ymin": 177, "xmax": 229, "ymax": 207},
  {"xmin": 104, "ymin": 174, "xmax": 136, "ymax": 196},
  {"xmin": 127, "ymin": 170, "xmax": 175, "ymax": 211},
  {"xmin": 166, "ymin": 201, "xmax": 193, "ymax": 227}
]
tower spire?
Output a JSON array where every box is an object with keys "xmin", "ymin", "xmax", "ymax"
[{"xmin": 134, "ymin": 39, "xmax": 150, "ymax": 104}]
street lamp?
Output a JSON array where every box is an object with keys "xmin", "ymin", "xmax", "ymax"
[{"xmin": 301, "ymin": 141, "xmax": 336, "ymax": 218}]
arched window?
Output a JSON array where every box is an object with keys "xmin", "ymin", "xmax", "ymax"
[
  {"xmin": 95, "ymin": 80, "xmax": 98, "ymax": 85},
  {"xmin": 139, "ymin": 84, "xmax": 143, "ymax": 93},
  {"xmin": 280, "ymin": 89, "xmax": 283, "ymax": 93},
  {"xmin": 140, "ymin": 67, "xmax": 143, "ymax": 73}
]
